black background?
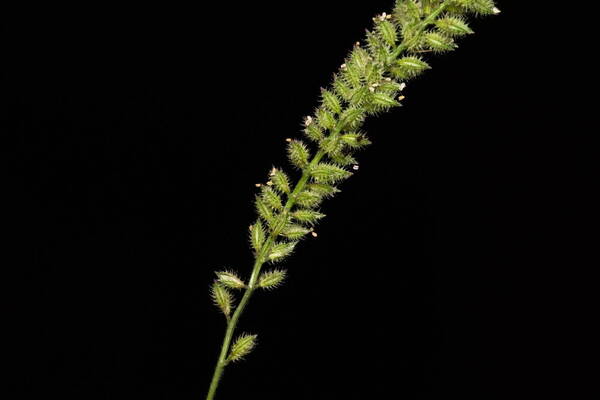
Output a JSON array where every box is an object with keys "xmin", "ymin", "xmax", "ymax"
[{"xmin": 2, "ymin": 1, "xmax": 576, "ymax": 399}]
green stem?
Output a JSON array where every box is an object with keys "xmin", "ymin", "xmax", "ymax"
[{"xmin": 206, "ymin": 151, "xmax": 325, "ymax": 400}]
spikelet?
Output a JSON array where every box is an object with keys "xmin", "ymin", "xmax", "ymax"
[
  {"xmin": 316, "ymin": 108, "xmax": 337, "ymax": 131},
  {"xmin": 287, "ymin": 140, "xmax": 311, "ymax": 169},
  {"xmin": 306, "ymin": 183, "xmax": 339, "ymax": 198},
  {"xmin": 268, "ymin": 241, "xmax": 297, "ymax": 262},
  {"xmin": 258, "ymin": 269, "xmax": 287, "ymax": 290},
  {"xmin": 321, "ymin": 89, "xmax": 342, "ymax": 114},
  {"xmin": 339, "ymin": 133, "xmax": 372, "ymax": 149},
  {"xmin": 450, "ymin": 0, "xmax": 498, "ymax": 16},
  {"xmin": 255, "ymin": 196, "xmax": 275, "ymax": 225},
  {"xmin": 376, "ymin": 20, "xmax": 398, "ymax": 47},
  {"xmin": 294, "ymin": 190, "xmax": 323, "ymax": 208},
  {"xmin": 423, "ymin": 31, "xmax": 457, "ymax": 53},
  {"xmin": 392, "ymin": 56, "xmax": 431, "ymax": 79},
  {"xmin": 215, "ymin": 271, "xmax": 246, "ymax": 290},
  {"xmin": 270, "ymin": 168, "xmax": 291, "ymax": 194},
  {"xmin": 249, "ymin": 221, "xmax": 265, "ymax": 252},
  {"xmin": 211, "ymin": 282, "xmax": 234, "ymax": 318},
  {"xmin": 435, "ymin": 16, "xmax": 474, "ymax": 36},
  {"xmin": 261, "ymin": 186, "xmax": 283, "ymax": 211},
  {"xmin": 227, "ymin": 334, "xmax": 257, "ymax": 362},
  {"xmin": 292, "ymin": 209, "xmax": 325, "ymax": 226},
  {"xmin": 310, "ymin": 163, "xmax": 352, "ymax": 184},
  {"xmin": 280, "ymin": 224, "xmax": 311, "ymax": 240}
]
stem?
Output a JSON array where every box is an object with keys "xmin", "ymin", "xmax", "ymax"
[{"xmin": 206, "ymin": 151, "xmax": 325, "ymax": 400}]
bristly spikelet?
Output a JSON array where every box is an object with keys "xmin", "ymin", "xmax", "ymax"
[
  {"xmin": 339, "ymin": 133, "xmax": 372, "ymax": 149},
  {"xmin": 333, "ymin": 75, "xmax": 354, "ymax": 102},
  {"xmin": 268, "ymin": 241, "xmax": 297, "ymax": 262},
  {"xmin": 391, "ymin": 56, "xmax": 431, "ymax": 79},
  {"xmin": 316, "ymin": 108, "xmax": 337, "ymax": 131},
  {"xmin": 376, "ymin": 19, "xmax": 398, "ymax": 47},
  {"xmin": 211, "ymin": 282, "xmax": 234, "ymax": 318},
  {"xmin": 227, "ymin": 334, "xmax": 257, "ymax": 362},
  {"xmin": 435, "ymin": 16, "xmax": 474, "ymax": 36},
  {"xmin": 371, "ymin": 93, "xmax": 401, "ymax": 109},
  {"xmin": 215, "ymin": 271, "xmax": 246, "ymax": 290},
  {"xmin": 310, "ymin": 163, "xmax": 352, "ymax": 184},
  {"xmin": 261, "ymin": 186, "xmax": 283, "ymax": 211},
  {"xmin": 258, "ymin": 269, "xmax": 287, "ymax": 290},
  {"xmin": 423, "ymin": 31, "xmax": 456, "ymax": 53},
  {"xmin": 321, "ymin": 89, "xmax": 342, "ymax": 114},
  {"xmin": 450, "ymin": 0, "xmax": 497, "ymax": 15},
  {"xmin": 249, "ymin": 221, "xmax": 265, "ymax": 252},
  {"xmin": 255, "ymin": 196, "xmax": 275, "ymax": 225},
  {"xmin": 339, "ymin": 107, "xmax": 365, "ymax": 130},
  {"xmin": 280, "ymin": 224, "xmax": 311, "ymax": 240},
  {"xmin": 292, "ymin": 209, "xmax": 325, "ymax": 226},
  {"xmin": 270, "ymin": 168, "xmax": 291, "ymax": 194},
  {"xmin": 294, "ymin": 190, "xmax": 323, "ymax": 208},
  {"xmin": 287, "ymin": 140, "xmax": 311, "ymax": 169},
  {"xmin": 306, "ymin": 183, "xmax": 339, "ymax": 198}
]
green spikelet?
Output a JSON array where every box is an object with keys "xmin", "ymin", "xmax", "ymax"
[
  {"xmin": 321, "ymin": 89, "xmax": 342, "ymax": 114},
  {"xmin": 316, "ymin": 108, "xmax": 337, "ymax": 131},
  {"xmin": 287, "ymin": 140, "xmax": 311, "ymax": 169},
  {"xmin": 306, "ymin": 183, "xmax": 340, "ymax": 198},
  {"xmin": 329, "ymin": 152, "xmax": 358, "ymax": 167},
  {"xmin": 255, "ymin": 196, "xmax": 275, "ymax": 225},
  {"xmin": 211, "ymin": 282, "xmax": 234, "ymax": 318},
  {"xmin": 319, "ymin": 135, "xmax": 344, "ymax": 157},
  {"xmin": 393, "ymin": 56, "xmax": 431, "ymax": 79},
  {"xmin": 261, "ymin": 186, "xmax": 283, "ymax": 211},
  {"xmin": 268, "ymin": 241, "xmax": 297, "ymax": 262},
  {"xmin": 215, "ymin": 271, "xmax": 246, "ymax": 290},
  {"xmin": 435, "ymin": 16, "xmax": 474, "ymax": 36},
  {"xmin": 292, "ymin": 209, "xmax": 325, "ymax": 225},
  {"xmin": 256, "ymin": 195, "xmax": 276, "ymax": 222},
  {"xmin": 394, "ymin": 0, "xmax": 422, "ymax": 27},
  {"xmin": 451, "ymin": 0, "xmax": 498, "ymax": 16},
  {"xmin": 310, "ymin": 163, "xmax": 352, "ymax": 184},
  {"xmin": 304, "ymin": 122, "xmax": 324, "ymax": 142},
  {"xmin": 340, "ymin": 133, "xmax": 372, "ymax": 149},
  {"xmin": 342, "ymin": 61, "xmax": 363, "ymax": 88},
  {"xmin": 371, "ymin": 93, "xmax": 401, "ymax": 109},
  {"xmin": 295, "ymin": 190, "xmax": 323, "ymax": 208},
  {"xmin": 280, "ymin": 224, "xmax": 311, "ymax": 240},
  {"xmin": 365, "ymin": 30, "xmax": 392, "ymax": 64},
  {"xmin": 249, "ymin": 221, "xmax": 265, "ymax": 252},
  {"xmin": 268, "ymin": 213, "xmax": 289, "ymax": 236},
  {"xmin": 423, "ymin": 31, "xmax": 456, "ymax": 52},
  {"xmin": 377, "ymin": 20, "xmax": 398, "ymax": 47},
  {"xmin": 349, "ymin": 86, "xmax": 370, "ymax": 107},
  {"xmin": 339, "ymin": 107, "xmax": 365, "ymax": 130},
  {"xmin": 228, "ymin": 334, "xmax": 257, "ymax": 362},
  {"xmin": 258, "ymin": 269, "xmax": 287, "ymax": 290},
  {"xmin": 333, "ymin": 75, "xmax": 354, "ymax": 102},
  {"xmin": 349, "ymin": 46, "xmax": 371, "ymax": 76},
  {"xmin": 270, "ymin": 168, "xmax": 291, "ymax": 194}
]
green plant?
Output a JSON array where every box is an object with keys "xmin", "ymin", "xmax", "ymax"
[{"xmin": 206, "ymin": 1, "xmax": 499, "ymax": 398}]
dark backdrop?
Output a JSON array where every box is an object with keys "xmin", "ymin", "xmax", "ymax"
[{"xmin": 3, "ymin": 1, "xmax": 570, "ymax": 399}]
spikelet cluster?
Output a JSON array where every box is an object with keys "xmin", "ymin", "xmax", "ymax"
[
  {"xmin": 246, "ymin": 0, "xmax": 498, "ymax": 273},
  {"xmin": 207, "ymin": 0, "xmax": 498, "ymax": 377}
]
